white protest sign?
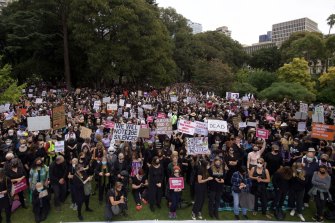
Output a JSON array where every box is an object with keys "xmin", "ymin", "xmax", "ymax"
[
  {"xmin": 119, "ymin": 99, "xmax": 125, "ymax": 107},
  {"xmin": 178, "ymin": 120, "xmax": 196, "ymax": 135},
  {"xmin": 207, "ymin": 120, "xmax": 228, "ymax": 132},
  {"xmin": 186, "ymin": 137, "xmax": 209, "ymax": 155},
  {"xmin": 138, "ymin": 91, "xmax": 143, "ymax": 97},
  {"xmin": 29, "ymin": 89, "xmax": 33, "ymax": 93},
  {"xmin": 126, "ymin": 104, "xmax": 131, "ymax": 108},
  {"xmin": 194, "ymin": 121, "xmax": 208, "ymax": 136},
  {"xmin": 102, "ymin": 97, "xmax": 111, "ymax": 103},
  {"xmin": 0, "ymin": 104, "xmax": 10, "ymax": 113},
  {"xmin": 312, "ymin": 113, "xmax": 325, "ymax": 123},
  {"xmin": 142, "ymin": 104, "xmax": 153, "ymax": 110},
  {"xmin": 298, "ymin": 122, "xmax": 306, "ymax": 132},
  {"xmin": 226, "ymin": 92, "xmax": 239, "ymax": 100},
  {"xmin": 247, "ymin": 122, "xmax": 257, "ymax": 127},
  {"xmin": 138, "ymin": 108, "xmax": 144, "ymax": 118},
  {"xmin": 55, "ymin": 141, "xmax": 65, "ymax": 153},
  {"xmin": 41, "ymin": 91, "xmax": 47, "ymax": 97},
  {"xmin": 28, "ymin": 94, "xmax": 33, "ymax": 98},
  {"xmin": 112, "ymin": 123, "xmax": 140, "ymax": 141},
  {"xmin": 35, "ymin": 98, "xmax": 43, "ymax": 104},
  {"xmin": 170, "ymin": 96, "xmax": 178, "ymax": 103},
  {"xmin": 315, "ymin": 106, "xmax": 324, "ymax": 114},
  {"xmin": 300, "ymin": 103, "xmax": 308, "ymax": 113},
  {"xmin": 156, "ymin": 118, "xmax": 172, "ymax": 135},
  {"xmin": 27, "ymin": 116, "xmax": 51, "ymax": 131},
  {"xmin": 239, "ymin": 122, "xmax": 247, "ymax": 128},
  {"xmin": 124, "ymin": 112, "xmax": 129, "ymax": 118},
  {"xmin": 107, "ymin": 104, "xmax": 118, "ymax": 111},
  {"xmin": 93, "ymin": 101, "xmax": 101, "ymax": 110},
  {"xmin": 295, "ymin": 112, "xmax": 307, "ymax": 120}
]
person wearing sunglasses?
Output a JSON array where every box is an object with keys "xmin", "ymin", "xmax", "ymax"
[
  {"xmin": 168, "ymin": 166, "xmax": 183, "ymax": 219},
  {"xmin": 249, "ymin": 158, "xmax": 271, "ymax": 219}
]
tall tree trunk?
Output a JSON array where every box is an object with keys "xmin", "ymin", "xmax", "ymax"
[{"xmin": 62, "ymin": 2, "xmax": 71, "ymax": 90}]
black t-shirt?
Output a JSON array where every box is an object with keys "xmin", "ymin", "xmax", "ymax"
[
  {"xmin": 131, "ymin": 175, "xmax": 147, "ymax": 191},
  {"xmin": 106, "ymin": 188, "xmax": 125, "ymax": 205},
  {"xmin": 208, "ymin": 168, "xmax": 225, "ymax": 191},
  {"xmin": 264, "ymin": 152, "xmax": 283, "ymax": 176}
]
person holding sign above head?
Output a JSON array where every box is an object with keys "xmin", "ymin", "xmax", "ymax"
[
  {"xmin": 168, "ymin": 166, "xmax": 183, "ymax": 219},
  {"xmin": 208, "ymin": 158, "xmax": 225, "ymax": 220},
  {"xmin": 247, "ymin": 140, "xmax": 266, "ymax": 170}
]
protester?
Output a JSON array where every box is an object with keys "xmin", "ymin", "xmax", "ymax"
[
  {"xmin": 32, "ymin": 182, "xmax": 50, "ymax": 223},
  {"xmin": 49, "ymin": 155, "xmax": 67, "ymax": 211},
  {"xmin": 168, "ymin": 166, "xmax": 182, "ymax": 219},
  {"xmin": 131, "ymin": 168, "xmax": 148, "ymax": 211},
  {"xmin": 105, "ymin": 182, "xmax": 127, "ymax": 221},
  {"xmin": 0, "ymin": 168, "xmax": 12, "ymax": 223},
  {"xmin": 148, "ymin": 156, "xmax": 164, "ymax": 212}
]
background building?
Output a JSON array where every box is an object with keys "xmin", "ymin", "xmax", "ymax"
[
  {"xmin": 243, "ymin": 41, "xmax": 276, "ymax": 55},
  {"xmin": 216, "ymin": 26, "xmax": 232, "ymax": 37},
  {"xmin": 272, "ymin": 17, "xmax": 319, "ymax": 46},
  {"xmin": 259, "ymin": 31, "xmax": 272, "ymax": 43},
  {"xmin": 187, "ymin": 20, "xmax": 202, "ymax": 34}
]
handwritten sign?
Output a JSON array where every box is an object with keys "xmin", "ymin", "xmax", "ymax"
[
  {"xmin": 55, "ymin": 141, "xmax": 65, "ymax": 153},
  {"xmin": 207, "ymin": 120, "xmax": 228, "ymax": 132},
  {"xmin": 52, "ymin": 105, "xmax": 66, "ymax": 129},
  {"xmin": 112, "ymin": 123, "xmax": 140, "ymax": 141},
  {"xmin": 156, "ymin": 118, "xmax": 172, "ymax": 135},
  {"xmin": 186, "ymin": 137, "xmax": 209, "ymax": 155},
  {"xmin": 311, "ymin": 124, "xmax": 335, "ymax": 141},
  {"xmin": 169, "ymin": 177, "xmax": 184, "ymax": 190},
  {"xmin": 178, "ymin": 120, "xmax": 196, "ymax": 135},
  {"xmin": 194, "ymin": 121, "xmax": 208, "ymax": 136},
  {"xmin": 256, "ymin": 128, "xmax": 269, "ymax": 139},
  {"xmin": 300, "ymin": 103, "xmax": 308, "ymax": 113}
]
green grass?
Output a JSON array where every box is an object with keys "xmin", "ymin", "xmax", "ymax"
[{"xmin": 12, "ymin": 184, "xmax": 330, "ymax": 223}]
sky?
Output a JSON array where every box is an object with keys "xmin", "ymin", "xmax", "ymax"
[{"xmin": 156, "ymin": 0, "xmax": 335, "ymax": 45}]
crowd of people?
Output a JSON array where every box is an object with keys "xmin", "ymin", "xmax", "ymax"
[{"xmin": 0, "ymin": 82, "xmax": 334, "ymax": 223}]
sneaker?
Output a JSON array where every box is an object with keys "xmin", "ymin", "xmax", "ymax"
[
  {"xmin": 304, "ymin": 203, "xmax": 309, "ymax": 208},
  {"xmin": 235, "ymin": 215, "xmax": 240, "ymax": 220},
  {"xmin": 298, "ymin": 214, "xmax": 305, "ymax": 222},
  {"xmin": 290, "ymin": 209, "xmax": 296, "ymax": 216},
  {"xmin": 191, "ymin": 212, "xmax": 196, "ymax": 220},
  {"xmin": 198, "ymin": 212, "xmax": 203, "ymax": 220}
]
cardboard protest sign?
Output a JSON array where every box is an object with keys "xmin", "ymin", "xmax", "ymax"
[
  {"xmin": 54, "ymin": 141, "xmax": 65, "ymax": 153},
  {"xmin": 300, "ymin": 103, "xmax": 308, "ymax": 113},
  {"xmin": 0, "ymin": 104, "xmax": 10, "ymax": 113},
  {"xmin": 169, "ymin": 177, "xmax": 184, "ymax": 190},
  {"xmin": 298, "ymin": 122, "xmax": 306, "ymax": 132},
  {"xmin": 178, "ymin": 120, "xmax": 196, "ymax": 135},
  {"xmin": 112, "ymin": 123, "xmax": 140, "ymax": 141},
  {"xmin": 295, "ymin": 112, "xmax": 307, "ymax": 120},
  {"xmin": 27, "ymin": 116, "xmax": 51, "ymax": 131},
  {"xmin": 207, "ymin": 120, "xmax": 228, "ymax": 132},
  {"xmin": 138, "ymin": 91, "xmax": 143, "ymax": 97},
  {"xmin": 52, "ymin": 105, "xmax": 66, "ymax": 129},
  {"xmin": 80, "ymin": 127, "xmax": 92, "ymax": 139},
  {"xmin": 186, "ymin": 137, "xmax": 209, "ymax": 155},
  {"xmin": 194, "ymin": 121, "xmax": 208, "ymax": 136},
  {"xmin": 311, "ymin": 124, "xmax": 335, "ymax": 141},
  {"xmin": 156, "ymin": 118, "xmax": 172, "ymax": 135},
  {"xmin": 102, "ymin": 97, "xmax": 111, "ymax": 103},
  {"xmin": 35, "ymin": 98, "xmax": 43, "ymax": 104},
  {"xmin": 256, "ymin": 128, "xmax": 269, "ymax": 139},
  {"xmin": 139, "ymin": 128, "xmax": 150, "ymax": 138},
  {"xmin": 93, "ymin": 101, "xmax": 101, "ymax": 110}
]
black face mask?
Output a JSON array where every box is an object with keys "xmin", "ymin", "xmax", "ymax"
[
  {"xmin": 321, "ymin": 159, "xmax": 327, "ymax": 163},
  {"xmin": 320, "ymin": 171, "xmax": 326, "ymax": 175}
]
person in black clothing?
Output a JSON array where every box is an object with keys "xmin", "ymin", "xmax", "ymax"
[
  {"xmin": 35, "ymin": 141, "xmax": 47, "ymax": 161},
  {"xmin": 225, "ymin": 146, "xmax": 239, "ymax": 186},
  {"xmin": 148, "ymin": 156, "xmax": 164, "ymax": 212},
  {"xmin": 32, "ymin": 182, "xmax": 50, "ymax": 223},
  {"xmin": 95, "ymin": 156, "xmax": 113, "ymax": 204},
  {"xmin": 49, "ymin": 155, "xmax": 67, "ymax": 211},
  {"xmin": 131, "ymin": 168, "xmax": 148, "ymax": 210},
  {"xmin": 105, "ymin": 182, "xmax": 127, "ymax": 221},
  {"xmin": 0, "ymin": 168, "xmax": 12, "ymax": 223},
  {"xmin": 67, "ymin": 158, "xmax": 78, "ymax": 210},
  {"xmin": 72, "ymin": 165, "xmax": 93, "ymax": 221},
  {"xmin": 208, "ymin": 158, "xmax": 225, "ymax": 219},
  {"xmin": 271, "ymin": 166, "xmax": 293, "ymax": 218},
  {"xmin": 5, "ymin": 158, "xmax": 27, "ymax": 209},
  {"xmin": 114, "ymin": 153, "xmax": 130, "ymax": 195},
  {"xmin": 232, "ymin": 136, "xmax": 245, "ymax": 165},
  {"xmin": 264, "ymin": 144, "xmax": 283, "ymax": 176}
]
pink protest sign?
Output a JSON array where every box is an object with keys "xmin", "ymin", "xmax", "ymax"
[
  {"xmin": 147, "ymin": 116, "xmax": 154, "ymax": 123},
  {"xmin": 169, "ymin": 177, "xmax": 184, "ymax": 190},
  {"xmin": 256, "ymin": 128, "xmax": 269, "ymax": 139},
  {"xmin": 157, "ymin": 113, "xmax": 166, "ymax": 119},
  {"xmin": 105, "ymin": 121, "xmax": 115, "ymax": 129}
]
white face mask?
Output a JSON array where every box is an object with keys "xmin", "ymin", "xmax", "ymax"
[{"xmin": 257, "ymin": 163, "xmax": 263, "ymax": 168}]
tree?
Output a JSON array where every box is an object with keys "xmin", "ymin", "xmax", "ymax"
[
  {"xmin": 327, "ymin": 14, "xmax": 335, "ymax": 34},
  {"xmin": 277, "ymin": 58, "xmax": 315, "ymax": 92},
  {"xmin": 319, "ymin": 66, "xmax": 335, "ymax": 87},
  {"xmin": 0, "ymin": 64, "xmax": 25, "ymax": 104},
  {"xmin": 260, "ymin": 82, "xmax": 315, "ymax": 103},
  {"xmin": 192, "ymin": 60, "xmax": 233, "ymax": 96},
  {"xmin": 231, "ymin": 82, "xmax": 257, "ymax": 96},
  {"xmin": 249, "ymin": 47, "xmax": 281, "ymax": 72},
  {"xmin": 247, "ymin": 69, "xmax": 278, "ymax": 92}
]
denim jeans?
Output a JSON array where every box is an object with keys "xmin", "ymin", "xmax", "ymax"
[{"xmin": 232, "ymin": 191, "xmax": 247, "ymax": 215}]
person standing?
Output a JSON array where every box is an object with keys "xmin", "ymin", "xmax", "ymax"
[
  {"xmin": 147, "ymin": 156, "xmax": 164, "ymax": 212},
  {"xmin": 208, "ymin": 158, "xmax": 225, "ymax": 219},
  {"xmin": 168, "ymin": 166, "xmax": 183, "ymax": 219},
  {"xmin": 49, "ymin": 156, "xmax": 67, "ymax": 211},
  {"xmin": 95, "ymin": 156, "xmax": 112, "ymax": 204},
  {"xmin": 0, "ymin": 168, "xmax": 12, "ymax": 223},
  {"xmin": 32, "ymin": 182, "xmax": 50, "ymax": 223},
  {"xmin": 191, "ymin": 159, "xmax": 212, "ymax": 220},
  {"xmin": 310, "ymin": 165, "xmax": 332, "ymax": 222},
  {"xmin": 247, "ymin": 140, "xmax": 266, "ymax": 170},
  {"xmin": 264, "ymin": 144, "xmax": 283, "ymax": 176}
]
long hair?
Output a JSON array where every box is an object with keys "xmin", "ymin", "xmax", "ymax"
[
  {"xmin": 199, "ymin": 159, "xmax": 209, "ymax": 179},
  {"xmin": 211, "ymin": 158, "xmax": 224, "ymax": 174},
  {"xmin": 276, "ymin": 166, "xmax": 293, "ymax": 180}
]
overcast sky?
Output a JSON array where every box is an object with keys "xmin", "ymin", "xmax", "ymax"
[{"xmin": 156, "ymin": 0, "xmax": 335, "ymax": 45}]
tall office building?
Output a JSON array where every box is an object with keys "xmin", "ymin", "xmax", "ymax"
[
  {"xmin": 216, "ymin": 26, "xmax": 232, "ymax": 37},
  {"xmin": 243, "ymin": 42, "xmax": 276, "ymax": 55},
  {"xmin": 259, "ymin": 31, "xmax": 272, "ymax": 43},
  {"xmin": 272, "ymin": 17, "xmax": 319, "ymax": 46},
  {"xmin": 187, "ymin": 20, "xmax": 203, "ymax": 34}
]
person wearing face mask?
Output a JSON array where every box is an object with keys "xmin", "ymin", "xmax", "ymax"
[
  {"xmin": 249, "ymin": 158, "xmax": 271, "ymax": 219},
  {"xmin": 191, "ymin": 159, "xmax": 213, "ymax": 220},
  {"xmin": 49, "ymin": 156, "xmax": 67, "ymax": 211},
  {"xmin": 147, "ymin": 156, "xmax": 164, "ymax": 212},
  {"xmin": 95, "ymin": 156, "xmax": 112, "ymax": 204},
  {"xmin": 105, "ymin": 181, "xmax": 127, "ymax": 221},
  {"xmin": 29, "ymin": 158, "xmax": 49, "ymax": 193},
  {"xmin": 208, "ymin": 158, "xmax": 225, "ymax": 219},
  {"xmin": 298, "ymin": 149, "xmax": 319, "ymax": 208},
  {"xmin": 264, "ymin": 144, "xmax": 283, "ymax": 176},
  {"xmin": 0, "ymin": 168, "xmax": 12, "ymax": 223},
  {"xmin": 318, "ymin": 154, "xmax": 332, "ymax": 175},
  {"xmin": 168, "ymin": 166, "xmax": 183, "ymax": 219},
  {"xmin": 247, "ymin": 140, "xmax": 266, "ymax": 170},
  {"xmin": 32, "ymin": 182, "xmax": 50, "ymax": 223},
  {"xmin": 6, "ymin": 158, "xmax": 27, "ymax": 209},
  {"xmin": 309, "ymin": 165, "xmax": 332, "ymax": 222},
  {"xmin": 114, "ymin": 153, "xmax": 130, "ymax": 195},
  {"xmin": 131, "ymin": 169, "xmax": 148, "ymax": 211},
  {"xmin": 68, "ymin": 158, "xmax": 78, "ymax": 211},
  {"xmin": 288, "ymin": 162, "xmax": 306, "ymax": 222},
  {"xmin": 35, "ymin": 141, "xmax": 47, "ymax": 161},
  {"xmin": 225, "ymin": 146, "xmax": 239, "ymax": 186}
]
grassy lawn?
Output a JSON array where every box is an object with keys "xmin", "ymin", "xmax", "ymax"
[{"xmin": 11, "ymin": 185, "xmax": 329, "ymax": 223}]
